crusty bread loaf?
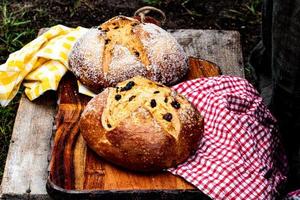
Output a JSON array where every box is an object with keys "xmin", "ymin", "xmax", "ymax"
[
  {"xmin": 80, "ymin": 76, "xmax": 203, "ymax": 172},
  {"xmin": 69, "ymin": 16, "xmax": 188, "ymax": 93}
]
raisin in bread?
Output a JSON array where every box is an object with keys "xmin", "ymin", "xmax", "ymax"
[
  {"xmin": 69, "ymin": 16, "xmax": 188, "ymax": 93},
  {"xmin": 79, "ymin": 76, "xmax": 203, "ymax": 172}
]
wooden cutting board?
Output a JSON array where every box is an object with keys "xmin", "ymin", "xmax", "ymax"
[{"xmin": 46, "ymin": 57, "xmax": 220, "ymax": 199}]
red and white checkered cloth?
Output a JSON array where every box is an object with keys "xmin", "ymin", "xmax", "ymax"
[
  {"xmin": 286, "ymin": 189, "xmax": 300, "ymax": 200},
  {"xmin": 168, "ymin": 75, "xmax": 288, "ymax": 200}
]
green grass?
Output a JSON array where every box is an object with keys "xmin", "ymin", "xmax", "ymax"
[
  {"xmin": 0, "ymin": 2, "xmax": 41, "ymax": 183},
  {"xmin": 224, "ymin": 1, "xmax": 262, "ymax": 23},
  {"xmin": 246, "ymin": 0, "xmax": 262, "ymax": 16},
  {"xmin": 142, "ymin": 0, "xmax": 163, "ymax": 5},
  {"xmin": 0, "ymin": 3, "xmax": 37, "ymax": 63}
]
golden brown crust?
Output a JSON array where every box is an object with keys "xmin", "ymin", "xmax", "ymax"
[
  {"xmin": 80, "ymin": 77, "xmax": 203, "ymax": 172},
  {"xmin": 69, "ymin": 16, "xmax": 188, "ymax": 93}
]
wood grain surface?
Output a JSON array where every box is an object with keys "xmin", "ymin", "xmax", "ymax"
[
  {"xmin": 0, "ymin": 29, "xmax": 244, "ymax": 200},
  {"xmin": 48, "ymin": 58, "xmax": 221, "ymax": 193}
]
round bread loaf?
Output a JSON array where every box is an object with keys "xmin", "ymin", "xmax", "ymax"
[
  {"xmin": 69, "ymin": 16, "xmax": 188, "ymax": 93},
  {"xmin": 80, "ymin": 76, "xmax": 203, "ymax": 172}
]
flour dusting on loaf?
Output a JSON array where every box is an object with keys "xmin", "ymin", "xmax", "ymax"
[
  {"xmin": 69, "ymin": 16, "xmax": 188, "ymax": 93},
  {"xmin": 69, "ymin": 28, "xmax": 107, "ymax": 90},
  {"xmin": 139, "ymin": 23, "xmax": 187, "ymax": 84},
  {"xmin": 106, "ymin": 44, "xmax": 147, "ymax": 86}
]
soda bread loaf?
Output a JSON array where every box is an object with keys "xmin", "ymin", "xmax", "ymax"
[
  {"xmin": 69, "ymin": 16, "xmax": 188, "ymax": 93},
  {"xmin": 79, "ymin": 76, "xmax": 203, "ymax": 171}
]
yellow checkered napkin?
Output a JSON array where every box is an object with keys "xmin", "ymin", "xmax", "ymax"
[{"xmin": 0, "ymin": 25, "xmax": 91, "ymax": 107}]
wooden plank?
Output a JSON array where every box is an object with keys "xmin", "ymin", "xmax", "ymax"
[
  {"xmin": 171, "ymin": 29, "xmax": 244, "ymax": 77},
  {"xmin": 0, "ymin": 94, "xmax": 56, "ymax": 200},
  {"xmin": 0, "ymin": 29, "xmax": 244, "ymax": 199}
]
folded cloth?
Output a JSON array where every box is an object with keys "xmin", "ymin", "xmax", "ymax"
[
  {"xmin": 169, "ymin": 75, "xmax": 288, "ymax": 200},
  {"xmin": 0, "ymin": 25, "xmax": 88, "ymax": 107},
  {"xmin": 285, "ymin": 189, "xmax": 300, "ymax": 200}
]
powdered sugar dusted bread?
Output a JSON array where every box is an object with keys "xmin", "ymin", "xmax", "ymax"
[
  {"xmin": 69, "ymin": 16, "xmax": 188, "ymax": 93},
  {"xmin": 79, "ymin": 76, "xmax": 203, "ymax": 171}
]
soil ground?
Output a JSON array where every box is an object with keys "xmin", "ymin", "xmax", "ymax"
[{"xmin": 7, "ymin": 0, "xmax": 262, "ymax": 68}]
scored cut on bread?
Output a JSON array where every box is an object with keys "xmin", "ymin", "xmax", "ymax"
[
  {"xmin": 69, "ymin": 16, "xmax": 188, "ymax": 93},
  {"xmin": 80, "ymin": 76, "xmax": 203, "ymax": 172}
]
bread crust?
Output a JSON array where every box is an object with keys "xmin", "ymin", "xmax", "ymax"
[
  {"xmin": 69, "ymin": 16, "xmax": 188, "ymax": 93},
  {"xmin": 80, "ymin": 77, "xmax": 203, "ymax": 172}
]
